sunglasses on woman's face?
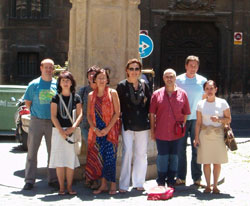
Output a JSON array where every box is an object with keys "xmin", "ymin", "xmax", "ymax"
[{"xmin": 128, "ymin": 67, "xmax": 140, "ymax": 71}]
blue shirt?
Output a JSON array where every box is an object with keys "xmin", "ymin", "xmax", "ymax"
[
  {"xmin": 176, "ymin": 73, "xmax": 207, "ymax": 120},
  {"xmin": 24, "ymin": 77, "xmax": 57, "ymax": 119}
]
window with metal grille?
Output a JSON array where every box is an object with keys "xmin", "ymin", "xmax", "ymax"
[
  {"xmin": 9, "ymin": 0, "xmax": 50, "ymax": 19},
  {"xmin": 17, "ymin": 52, "xmax": 39, "ymax": 77}
]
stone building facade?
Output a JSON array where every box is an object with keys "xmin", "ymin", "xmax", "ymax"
[
  {"xmin": 0, "ymin": 0, "xmax": 71, "ymax": 85},
  {"xmin": 139, "ymin": 0, "xmax": 250, "ymax": 113},
  {"xmin": 0, "ymin": 0, "xmax": 249, "ymax": 113}
]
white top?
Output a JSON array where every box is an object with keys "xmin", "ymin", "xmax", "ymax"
[{"xmin": 197, "ymin": 97, "xmax": 229, "ymax": 127}]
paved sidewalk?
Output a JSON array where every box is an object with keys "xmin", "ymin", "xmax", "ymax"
[{"xmin": 0, "ymin": 137, "xmax": 250, "ymax": 206}]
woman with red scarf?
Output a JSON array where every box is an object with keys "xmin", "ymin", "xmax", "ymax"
[{"xmin": 85, "ymin": 68, "xmax": 120, "ymax": 195}]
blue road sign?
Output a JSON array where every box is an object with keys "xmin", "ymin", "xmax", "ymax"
[{"xmin": 139, "ymin": 34, "xmax": 154, "ymax": 59}]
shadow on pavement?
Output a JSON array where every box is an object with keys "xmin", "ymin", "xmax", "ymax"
[
  {"xmin": 174, "ymin": 185, "xmax": 234, "ymax": 200},
  {"xmin": 14, "ymin": 167, "xmax": 48, "ymax": 179},
  {"xmin": 10, "ymin": 145, "xmax": 27, "ymax": 153},
  {"xmin": 11, "ymin": 180, "xmax": 58, "ymax": 197},
  {"xmin": 38, "ymin": 182, "xmax": 147, "ymax": 202}
]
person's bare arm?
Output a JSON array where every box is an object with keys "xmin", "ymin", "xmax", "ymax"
[
  {"xmin": 210, "ymin": 108, "xmax": 231, "ymax": 124},
  {"xmin": 194, "ymin": 110, "xmax": 202, "ymax": 148},
  {"xmin": 183, "ymin": 115, "xmax": 187, "ymax": 125},
  {"xmin": 87, "ymin": 92, "xmax": 102, "ymax": 137},
  {"xmin": 25, "ymin": 100, "xmax": 32, "ymax": 110},
  {"xmin": 51, "ymin": 102, "xmax": 67, "ymax": 139},
  {"xmin": 100, "ymin": 89, "xmax": 120, "ymax": 136}
]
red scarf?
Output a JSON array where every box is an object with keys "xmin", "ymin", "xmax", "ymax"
[{"xmin": 88, "ymin": 86, "xmax": 119, "ymax": 147}]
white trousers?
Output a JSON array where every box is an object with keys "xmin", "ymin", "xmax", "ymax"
[{"xmin": 119, "ymin": 128, "xmax": 149, "ymax": 191}]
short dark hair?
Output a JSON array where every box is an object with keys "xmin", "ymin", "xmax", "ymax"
[
  {"xmin": 203, "ymin": 80, "xmax": 217, "ymax": 90},
  {"xmin": 57, "ymin": 71, "xmax": 76, "ymax": 94},
  {"xmin": 86, "ymin": 65, "xmax": 99, "ymax": 78},
  {"xmin": 93, "ymin": 68, "xmax": 110, "ymax": 84}
]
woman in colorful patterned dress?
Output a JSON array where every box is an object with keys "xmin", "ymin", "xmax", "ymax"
[{"xmin": 85, "ymin": 68, "xmax": 120, "ymax": 195}]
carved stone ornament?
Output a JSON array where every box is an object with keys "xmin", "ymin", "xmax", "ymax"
[{"xmin": 169, "ymin": 0, "xmax": 216, "ymax": 10}]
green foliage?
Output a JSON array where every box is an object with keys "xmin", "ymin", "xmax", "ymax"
[{"xmin": 53, "ymin": 61, "xmax": 68, "ymax": 79}]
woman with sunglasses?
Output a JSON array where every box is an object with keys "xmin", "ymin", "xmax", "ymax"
[
  {"xmin": 86, "ymin": 68, "xmax": 120, "ymax": 195},
  {"xmin": 49, "ymin": 71, "xmax": 82, "ymax": 195},
  {"xmin": 117, "ymin": 58, "xmax": 151, "ymax": 193}
]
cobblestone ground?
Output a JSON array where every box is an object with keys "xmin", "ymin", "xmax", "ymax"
[{"xmin": 0, "ymin": 138, "xmax": 249, "ymax": 206}]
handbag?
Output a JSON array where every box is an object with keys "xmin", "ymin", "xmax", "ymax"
[
  {"xmin": 166, "ymin": 95, "xmax": 186, "ymax": 138},
  {"xmin": 147, "ymin": 186, "xmax": 174, "ymax": 201},
  {"xmin": 175, "ymin": 121, "xmax": 186, "ymax": 137},
  {"xmin": 58, "ymin": 94, "xmax": 82, "ymax": 155},
  {"xmin": 224, "ymin": 124, "xmax": 237, "ymax": 151}
]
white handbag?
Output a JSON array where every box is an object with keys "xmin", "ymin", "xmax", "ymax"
[{"xmin": 58, "ymin": 94, "xmax": 82, "ymax": 155}]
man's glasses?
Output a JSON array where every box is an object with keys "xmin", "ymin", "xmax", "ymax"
[{"xmin": 128, "ymin": 67, "xmax": 140, "ymax": 71}]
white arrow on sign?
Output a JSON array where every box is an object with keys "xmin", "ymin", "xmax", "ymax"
[{"xmin": 139, "ymin": 41, "xmax": 150, "ymax": 52}]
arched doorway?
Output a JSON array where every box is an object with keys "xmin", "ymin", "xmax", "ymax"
[{"xmin": 160, "ymin": 21, "xmax": 219, "ymax": 87}]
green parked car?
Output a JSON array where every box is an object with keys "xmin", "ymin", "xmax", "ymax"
[{"xmin": 0, "ymin": 85, "xmax": 27, "ymax": 136}]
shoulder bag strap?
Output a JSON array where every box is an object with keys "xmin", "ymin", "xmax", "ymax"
[
  {"xmin": 58, "ymin": 94, "xmax": 74, "ymax": 125},
  {"xmin": 166, "ymin": 93, "xmax": 176, "ymax": 122}
]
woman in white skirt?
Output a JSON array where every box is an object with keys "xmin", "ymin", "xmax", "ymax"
[
  {"xmin": 49, "ymin": 71, "xmax": 82, "ymax": 195},
  {"xmin": 194, "ymin": 80, "xmax": 231, "ymax": 194}
]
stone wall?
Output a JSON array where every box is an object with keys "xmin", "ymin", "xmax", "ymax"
[
  {"xmin": 0, "ymin": 0, "xmax": 71, "ymax": 85},
  {"xmin": 139, "ymin": 0, "xmax": 250, "ymax": 114}
]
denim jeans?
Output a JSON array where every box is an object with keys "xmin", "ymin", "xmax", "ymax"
[
  {"xmin": 80, "ymin": 127, "xmax": 89, "ymax": 146},
  {"xmin": 177, "ymin": 120, "xmax": 202, "ymax": 181},
  {"xmin": 156, "ymin": 139, "xmax": 179, "ymax": 186}
]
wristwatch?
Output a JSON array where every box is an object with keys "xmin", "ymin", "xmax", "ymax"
[{"xmin": 93, "ymin": 127, "xmax": 97, "ymax": 132}]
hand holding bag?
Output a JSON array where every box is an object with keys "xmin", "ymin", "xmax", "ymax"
[
  {"xmin": 175, "ymin": 121, "xmax": 186, "ymax": 137},
  {"xmin": 224, "ymin": 124, "xmax": 237, "ymax": 151},
  {"xmin": 58, "ymin": 94, "xmax": 82, "ymax": 155}
]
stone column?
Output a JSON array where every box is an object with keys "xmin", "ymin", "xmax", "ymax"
[
  {"xmin": 68, "ymin": 0, "xmax": 141, "ymax": 88},
  {"xmin": 69, "ymin": 0, "xmax": 157, "ymax": 181},
  {"xmin": 68, "ymin": 0, "xmax": 88, "ymax": 87}
]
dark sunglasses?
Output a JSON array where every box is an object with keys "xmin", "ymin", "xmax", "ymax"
[{"xmin": 128, "ymin": 67, "xmax": 140, "ymax": 71}]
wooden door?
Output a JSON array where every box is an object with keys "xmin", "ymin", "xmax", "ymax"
[{"xmin": 160, "ymin": 21, "xmax": 219, "ymax": 86}]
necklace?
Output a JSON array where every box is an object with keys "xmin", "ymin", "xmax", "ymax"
[{"xmin": 59, "ymin": 93, "xmax": 73, "ymax": 119}]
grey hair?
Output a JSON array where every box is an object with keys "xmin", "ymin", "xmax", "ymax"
[{"xmin": 163, "ymin": 68, "xmax": 176, "ymax": 77}]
